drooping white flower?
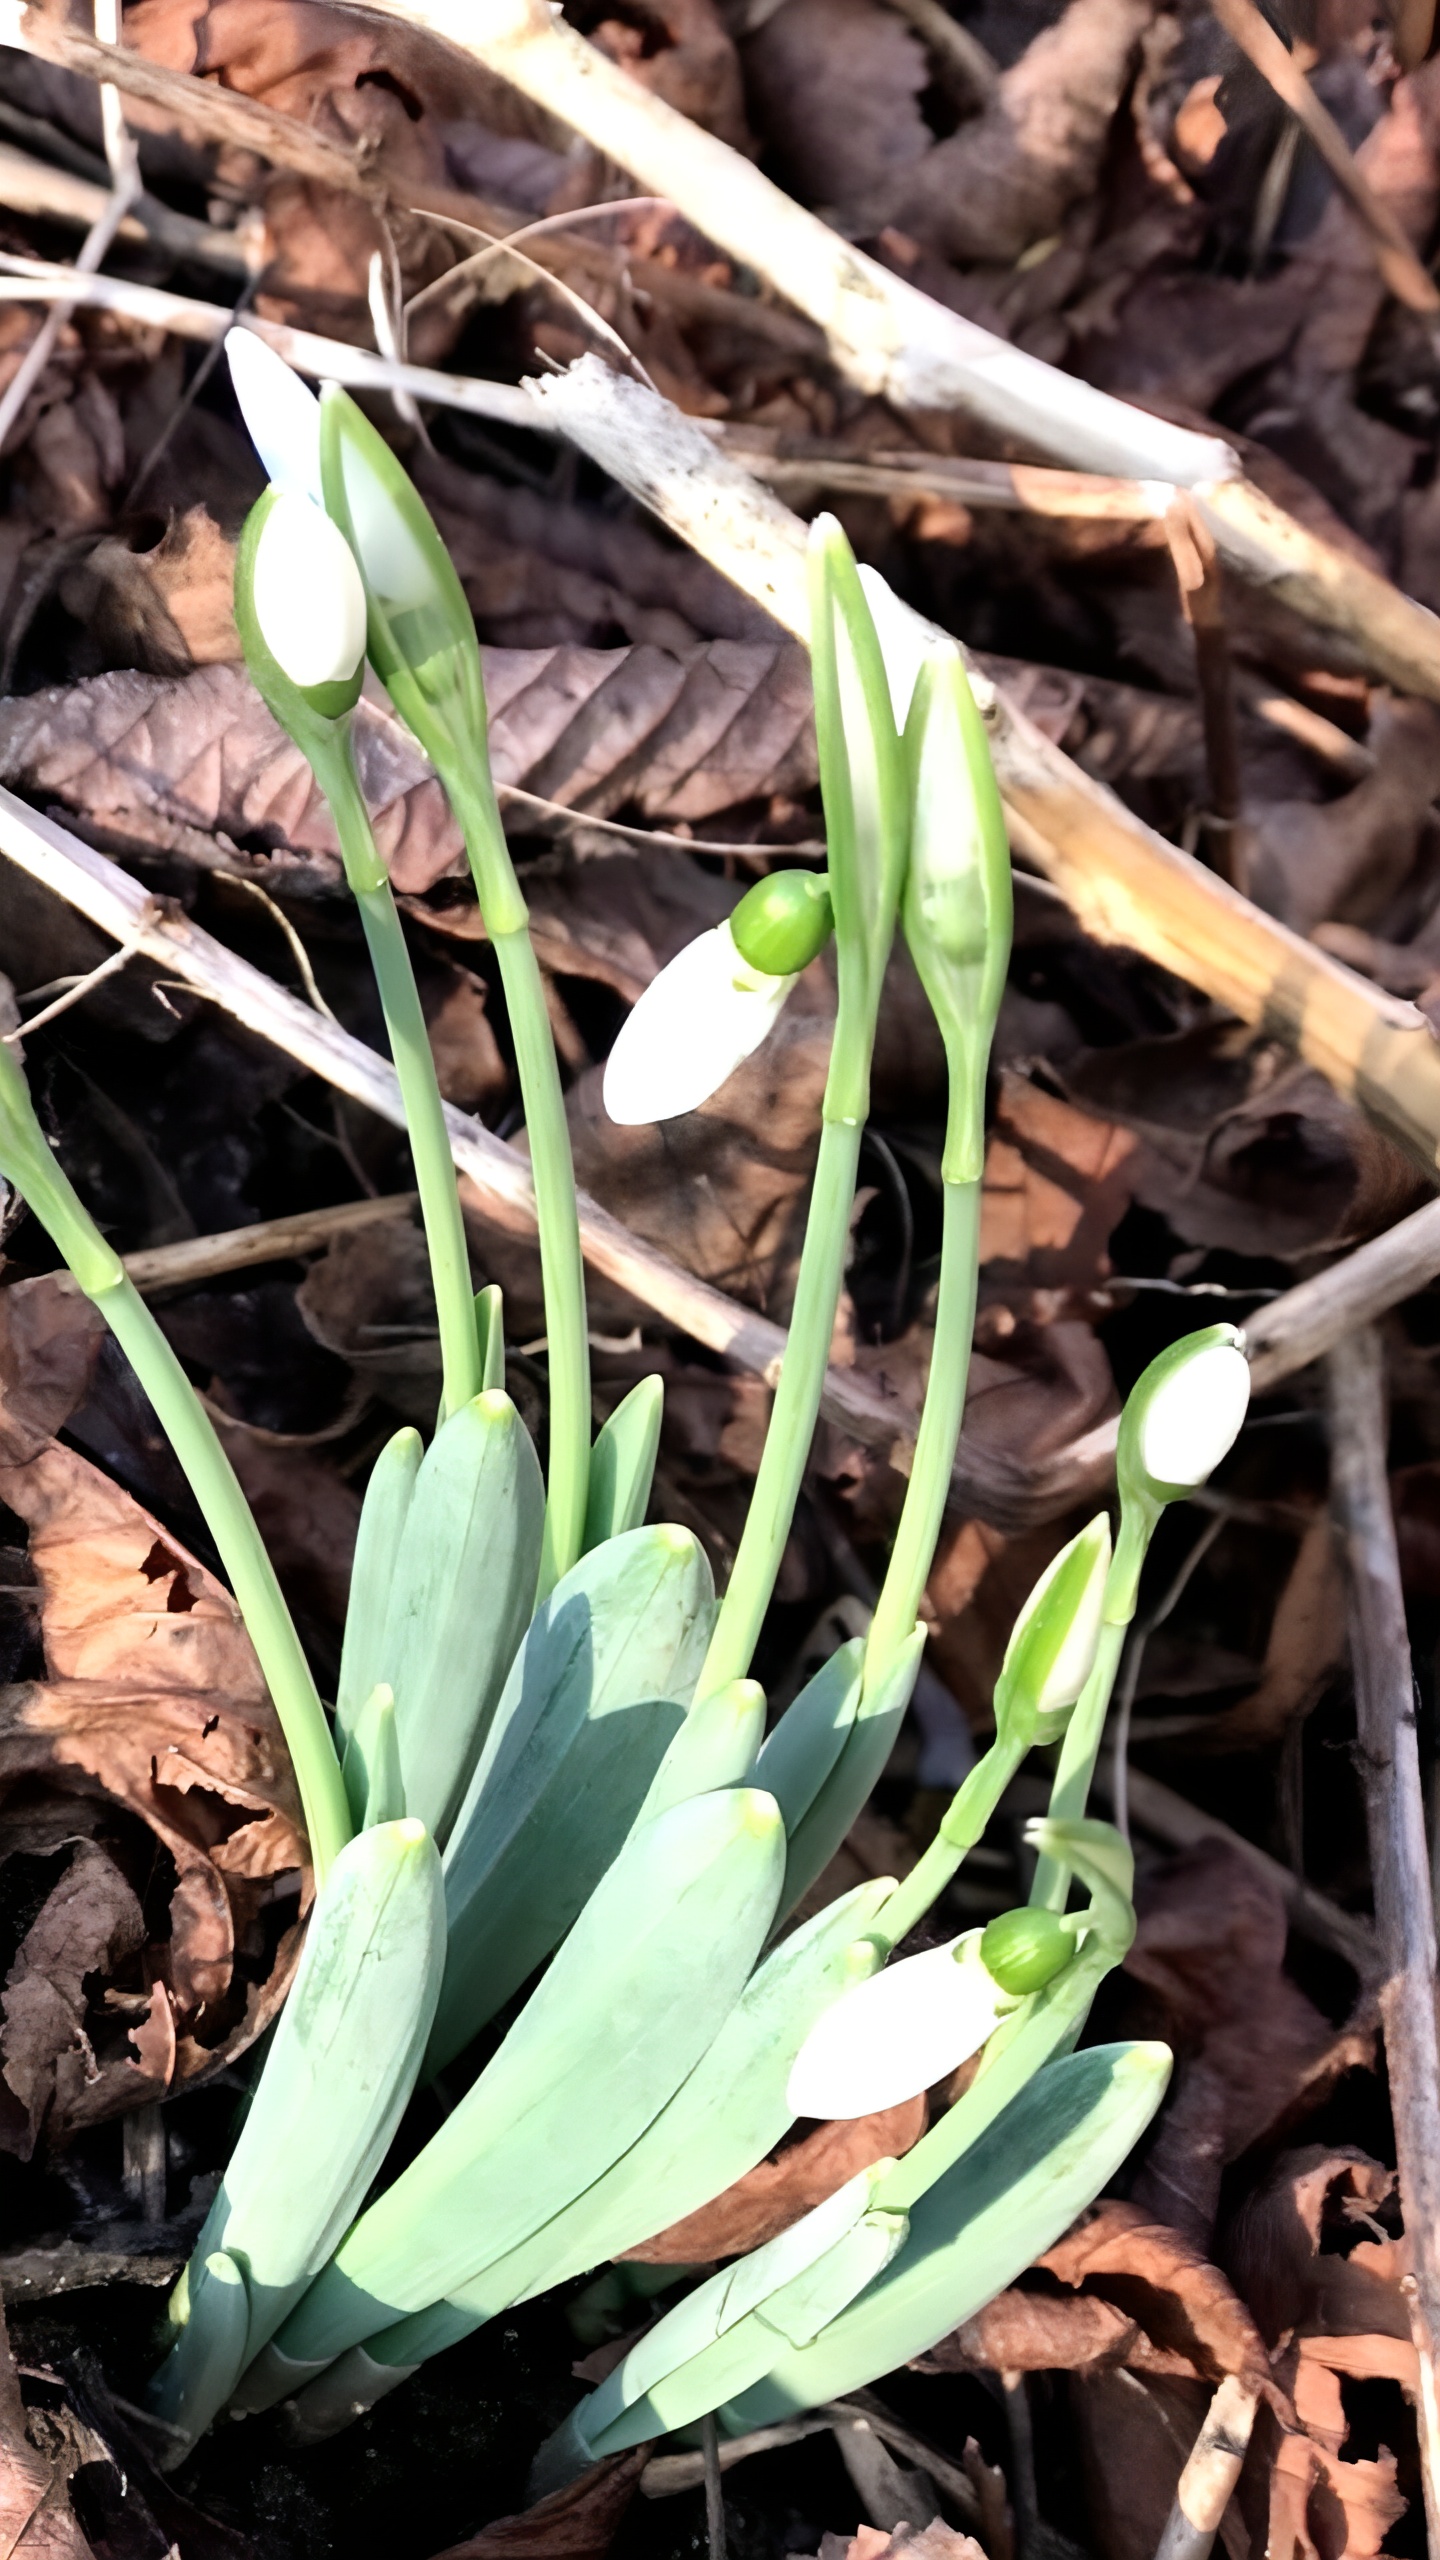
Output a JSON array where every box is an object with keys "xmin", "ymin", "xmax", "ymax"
[
  {"xmin": 1139, "ymin": 1338, "xmax": 1250, "ymax": 1489},
  {"xmin": 603, "ymin": 922, "xmax": 796, "ymax": 1125},
  {"xmin": 226, "ymin": 329, "xmax": 323, "ymax": 504},
  {"xmin": 786, "ymin": 1934, "xmax": 1012, "ymax": 2120},
  {"xmin": 250, "ymin": 491, "xmax": 367, "ymax": 690}
]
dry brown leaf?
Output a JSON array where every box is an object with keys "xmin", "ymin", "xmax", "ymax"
[
  {"xmin": 1248, "ymin": 697, "xmax": 1440, "ymax": 936},
  {"xmin": 926, "ymin": 2287, "xmax": 1190, "ymax": 2378},
  {"xmin": 1039, "ymin": 2199, "xmax": 1274, "ymax": 2389},
  {"xmin": 804, "ymin": 2529, "xmax": 986, "ymax": 2560},
  {"xmin": 622, "ymin": 2096, "xmax": 926, "ymax": 2264},
  {"xmin": 0, "ymin": 1275, "xmax": 105, "ymax": 1465},
  {"xmin": 1122, "ymin": 1841, "xmax": 1349, "ymax": 2247},
  {"xmin": 0, "ymin": 644, "xmax": 816, "ymax": 894},
  {"xmin": 1070, "ymin": 2369, "xmax": 1230, "ymax": 2560},
  {"xmin": 978, "ymin": 1070, "xmax": 1139, "ymax": 1294},
  {"xmin": 1222, "ymin": 2148, "xmax": 1412, "ymax": 2350},
  {"xmin": 0, "ymin": 2293, "xmax": 88, "ymax": 2560},
  {"xmin": 423, "ymin": 2448, "xmax": 650, "ymax": 2560},
  {"xmin": 0, "ymin": 1304, "xmax": 307, "ymax": 2148},
  {"xmin": 583, "ymin": 0, "xmax": 749, "ymax": 148},
  {"xmin": 1188, "ymin": 1509, "xmax": 1347, "ymax": 1754},
  {"xmin": 738, "ymin": 0, "xmax": 931, "ymax": 220},
  {"xmin": 887, "ymin": 0, "xmax": 1153, "ymax": 264}
]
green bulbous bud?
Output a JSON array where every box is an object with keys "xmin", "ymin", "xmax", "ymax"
[
  {"xmin": 980, "ymin": 1905, "xmax": 1073, "ymax": 1995},
  {"xmin": 730, "ymin": 871, "xmax": 834, "ymax": 977}
]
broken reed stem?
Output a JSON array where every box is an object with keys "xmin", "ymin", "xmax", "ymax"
[
  {"xmin": 352, "ymin": 0, "xmax": 1440, "ymax": 703},
  {"xmin": 1163, "ymin": 492, "xmax": 1250, "ymax": 892},
  {"xmin": 1324, "ymin": 1326, "xmax": 1440, "ymax": 2552},
  {"xmin": 10, "ymin": 782, "xmax": 1440, "ymax": 1542},
  {"xmin": 0, "ymin": 139, "xmax": 254, "ymax": 273},
  {"xmin": 1209, "ymin": 0, "xmax": 1440, "ymax": 315},
  {"xmin": 1152, "ymin": 2375, "xmax": 1259, "ymax": 2560},
  {"xmin": 529, "ymin": 359, "xmax": 1440, "ymax": 1186}
]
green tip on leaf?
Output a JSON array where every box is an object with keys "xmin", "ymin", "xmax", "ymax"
[{"xmin": 730, "ymin": 871, "xmax": 834, "ymax": 977}]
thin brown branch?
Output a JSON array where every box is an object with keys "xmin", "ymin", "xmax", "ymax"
[
  {"xmin": 1163, "ymin": 490, "xmax": 1250, "ymax": 889},
  {"xmin": 530, "ymin": 358, "xmax": 1440, "ymax": 1184},
  {"xmin": 1152, "ymin": 2376, "xmax": 1260, "ymax": 2560},
  {"xmin": 1324, "ymin": 1328, "xmax": 1440, "ymax": 2547},
  {"xmin": 1209, "ymin": 0, "xmax": 1440, "ymax": 315}
]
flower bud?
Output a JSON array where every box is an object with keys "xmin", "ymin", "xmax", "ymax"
[
  {"xmin": 248, "ymin": 492, "xmax": 367, "ymax": 694},
  {"xmin": 994, "ymin": 1514, "xmax": 1111, "ymax": 1747},
  {"xmin": 1121, "ymin": 1325, "xmax": 1250, "ymax": 1499},
  {"xmin": 226, "ymin": 328, "xmax": 323, "ymax": 505},
  {"xmin": 730, "ymin": 871, "xmax": 833, "ymax": 977},
  {"xmin": 901, "ymin": 643, "xmax": 1012, "ymax": 1183},
  {"xmin": 979, "ymin": 1905, "xmax": 1074, "ymax": 1996}
]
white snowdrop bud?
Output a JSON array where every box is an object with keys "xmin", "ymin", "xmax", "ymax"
[
  {"xmin": 1138, "ymin": 1336, "xmax": 1250, "ymax": 1490},
  {"xmin": 250, "ymin": 492, "xmax": 367, "ymax": 691},
  {"xmin": 226, "ymin": 329, "xmax": 323, "ymax": 505},
  {"xmin": 603, "ymin": 922, "xmax": 796, "ymax": 1126},
  {"xmin": 785, "ymin": 1935, "xmax": 1013, "ymax": 2121}
]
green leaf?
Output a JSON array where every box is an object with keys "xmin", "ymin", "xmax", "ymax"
[
  {"xmin": 274, "ymin": 1874, "xmax": 896, "ymax": 2430},
  {"xmin": 753, "ymin": 1640, "xmax": 861, "ymax": 1835},
  {"xmin": 150, "ymin": 2250, "xmax": 250, "ymax": 2455},
  {"xmin": 780, "ymin": 1629, "xmax": 924, "ymax": 1916},
  {"xmin": 584, "ymin": 1377, "xmax": 664, "ymax": 1551},
  {"xmin": 474, "ymin": 1283, "xmax": 505, "ymax": 1392},
  {"xmin": 578, "ymin": 2167, "xmax": 907, "ymax": 2458},
  {"xmin": 720, "ymin": 2041, "xmax": 1171, "ymax": 2428},
  {"xmin": 168, "ymin": 1818, "xmax": 443, "ymax": 2388},
  {"xmin": 272, "ymin": 1786, "xmax": 786, "ymax": 2368},
  {"xmin": 340, "ymin": 1683, "xmax": 403, "ymax": 1830},
  {"xmin": 375, "ymin": 1388, "xmax": 544, "ymax": 1845},
  {"xmin": 431, "ymin": 1523, "xmax": 715, "ymax": 2068},
  {"xmin": 636, "ymin": 1679, "xmax": 764, "ymax": 1824}
]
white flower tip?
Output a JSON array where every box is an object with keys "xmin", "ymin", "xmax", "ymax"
[
  {"xmin": 226, "ymin": 330, "xmax": 323, "ymax": 507},
  {"xmin": 785, "ymin": 1937, "xmax": 1003, "ymax": 2121},
  {"xmin": 856, "ymin": 564, "xmax": 933, "ymax": 730},
  {"xmin": 251, "ymin": 493, "xmax": 366, "ymax": 690},
  {"xmin": 1139, "ymin": 1340, "xmax": 1250, "ymax": 1488},
  {"xmin": 1035, "ymin": 1521, "xmax": 1111, "ymax": 1717},
  {"xmin": 602, "ymin": 923, "xmax": 792, "ymax": 1127}
]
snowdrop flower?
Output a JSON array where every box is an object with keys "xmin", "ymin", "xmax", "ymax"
[
  {"xmin": 1131, "ymin": 1326, "xmax": 1250, "ymax": 1494},
  {"xmin": 995, "ymin": 1514, "xmax": 1111, "ymax": 1741},
  {"xmin": 787, "ymin": 1934, "xmax": 1017, "ymax": 2120},
  {"xmin": 226, "ymin": 329, "xmax": 323, "ymax": 504},
  {"xmin": 248, "ymin": 491, "xmax": 367, "ymax": 692},
  {"xmin": 604, "ymin": 872, "xmax": 832, "ymax": 1126},
  {"xmin": 857, "ymin": 563, "xmax": 932, "ymax": 731}
]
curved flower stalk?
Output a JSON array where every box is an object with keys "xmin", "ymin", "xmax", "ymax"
[
  {"xmin": 227, "ymin": 329, "xmax": 587, "ymax": 1585},
  {"xmin": 1030, "ymin": 1323, "xmax": 1252, "ymax": 1910}
]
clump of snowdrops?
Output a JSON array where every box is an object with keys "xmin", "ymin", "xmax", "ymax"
[{"xmin": 0, "ymin": 329, "xmax": 1252, "ymax": 2475}]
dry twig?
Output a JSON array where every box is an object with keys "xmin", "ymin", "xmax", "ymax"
[
  {"xmin": 1325, "ymin": 1327, "xmax": 1440, "ymax": 2547},
  {"xmin": 1152, "ymin": 2375, "xmax": 1260, "ymax": 2560},
  {"xmin": 529, "ymin": 359, "xmax": 1440, "ymax": 1183}
]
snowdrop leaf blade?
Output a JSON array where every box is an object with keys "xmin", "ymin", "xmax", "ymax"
[
  {"xmin": 374, "ymin": 1390, "xmax": 544, "ymax": 1848},
  {"xmin": 150, "ymin": 2250, "xmax": 251, "ymax": 2451},
  {"xmin": 432, "ymin": 1525, "xmax": 716, "ymax": 2067},
  {"xmin": 636, "ymin": 1679, "xmax": 765, "ymax": 1824},
  {"xmin": 334, "ymin": 1428, "xmax": 421, "ymax": 1754},
  {"xmin": 274, "ymin": 1789, "xmax": 786, "ymax": 2367},
  {"xmin": 583, "ymin": 1374, "xmax": 664, "ymax": 1550},
  {"xmin": 753, "ymin": 1639, "xmax": 862, "ymax": 1836},
  {"xmin": 780, "ymin": 1628, "xmax": 924, "ymax": 1917},
  {"xmin": 720, "ymin": 2042, "xmax": 1171, "ymax": 2429}
]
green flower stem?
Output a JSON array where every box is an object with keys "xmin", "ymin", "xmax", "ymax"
[
  {"xmin": 864, "ymin": 1176, "xmax": 980, "ymax": 1684},
  {"xmin": 0, "ymin": 1047, "xmax": 350, "ymax": 1880},
  {"xmin": 699, "ymin": 1113, "xmax": 864, "ymax": 1695},
  {"xmin": 867, "ymin": 1730, "xmax": 1028, "ymax": 1957},
  {"xmin": 311, "ymin": 732, "xmax": 481, "ymax": 1422},
  {"xmin": 1027, "ymin": 1615, "xmax": 1129, "ymax": 1911},
  {"xmin": 447, "ymin": 770, "xmax": 589, "ymax": 1594}
]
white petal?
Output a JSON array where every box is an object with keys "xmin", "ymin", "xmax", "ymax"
[
  {"xmin": 786, "ymin": 1937, "xmax": 1005, "ymax": 2120},
  {"xmin": 1140, "ymin": 1343, "xmax": 1250, "ymax": 1488},
  {"xmin": 252, "ymin": 494, "xmax": 367, "ymax": 688},
  {"xmin": 603, "ymin": 925, "xmax": 793, "ymax": 1125},
  {"xmin": 857, "ymin": 565, "xmax": 933, "ymax": 730},
  {"xmin": 227, "ymin": 331, "xmax": 323, "ymax": 505}
]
